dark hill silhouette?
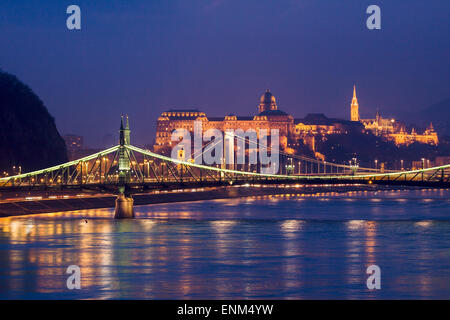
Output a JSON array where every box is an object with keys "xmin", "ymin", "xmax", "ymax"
[{"xmin": 0, "ymin": 69, "xmax": 67, "ymax": 173}]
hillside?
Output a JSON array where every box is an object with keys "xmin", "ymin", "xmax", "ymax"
[{"xmin": 0, "ymin": 69, "xmax": 67, "ymax": 173}]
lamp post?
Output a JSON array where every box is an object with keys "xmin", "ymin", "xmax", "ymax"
[
  {"xmin": 143, "ymin": 160, "xmax": 148, "ymax": 179},
  {"xmin": 375, "ymin": 159, "xmax": 378, "ymax": 171},
  {"xmin": 421, "ymin": 158, "xmax": 425, "ymax": 181},
  {"xmin": 96, "ymin": 159, "xmax": 101, "ymax": 182},
  {"xmin": 161, "ymin": 162, "xmax": 166, "ymax": 181},
  {"xmin": 104, "ymin": 158, "xmax": 108, "ymax": 179}
]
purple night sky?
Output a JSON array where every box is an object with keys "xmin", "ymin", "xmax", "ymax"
[{"xmin": 0, "ymin": 0, "xmax": 449, "ymax": 147}]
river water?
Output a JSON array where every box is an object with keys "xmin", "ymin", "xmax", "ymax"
[{"xmin": 0, "ymin": 188, "xmax": 449, "ymax": 299}]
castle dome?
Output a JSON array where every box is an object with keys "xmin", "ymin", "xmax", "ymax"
[
  {"xmin": 261, "ymin": 89, "xmax": 276, "ymax": 104},
  {"xmin": 258, "ymin": 89, "xmax": 277, "ymax": 113}
]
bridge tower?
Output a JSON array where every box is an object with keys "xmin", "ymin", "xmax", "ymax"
[
  {"xmin": 115, "ymin": 115, "xmax": 134, "ymax": 218},
  {"xmin": 118, "ymin": 115, "xmax": 131, "ymax": 190}
]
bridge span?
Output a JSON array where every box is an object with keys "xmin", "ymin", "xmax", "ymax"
[{"xmin": 1, "ymin": 117, "xmax": 449, "ymax": 217}]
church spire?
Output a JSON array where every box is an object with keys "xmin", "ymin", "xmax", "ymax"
[{"xmin": 351, "ymin": 85, "xmax": 360, "ymax": 121}]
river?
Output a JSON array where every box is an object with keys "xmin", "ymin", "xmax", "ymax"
[{"xmin": 0, "ymin": 188, "xmax": 449, "ymax": 299}]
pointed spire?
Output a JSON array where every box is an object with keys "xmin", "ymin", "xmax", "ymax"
[
  {"xmin": 429, "ymin": 122, "xmax": 434, "ymax": 131},
  {"xmin": 351, "ymin": 85, "xmax": 358, "ymax": 104},
  {"xmin": 350, "ymin": 84, "xmax": 360, "ymax": 121},
  {"xmin": 120, "ymin": 115, "xmax": 124, "ymax": 130}
]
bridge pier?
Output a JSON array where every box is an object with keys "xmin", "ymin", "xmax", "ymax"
[{"xmin": 114, "ymin": 194, "xmax": 134, "ymax": 219}]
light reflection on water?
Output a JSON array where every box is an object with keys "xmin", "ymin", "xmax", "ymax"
[{"xmin": 0, "ymin": 189, "xmax": 449, "ymax": 299}]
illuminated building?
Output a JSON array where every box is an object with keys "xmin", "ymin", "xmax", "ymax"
[
  {"xmin": 153, "ymin": 87, "xmax": 439, "ymax": 160},
  {"xmin": 154, "ymin": 90, "xmax": 357, "ymax": 156},
  {"xmin": 388, "ymin": 124, "xmax": 438, "ymax": 146},
  {"xmin": 352, "ymin": 86, "xmax": 438, "ymax": 146},
  {"xmin": 155, "ymin": 90, "xmax": 294, "ymax": 153},
  {"xmin": 350, "ymin": 85, "xmax": 360, "ymax": 121}
]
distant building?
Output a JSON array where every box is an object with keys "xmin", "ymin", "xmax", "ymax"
[
  {"xmin": 63, "ymin": 134, "xmax": 83, "ymax": 160},
  {"xmin": 389, "ymin": 124, "xmax": 438, "ymax": 146},
  {"xmin": 352, "ymin": 86, "xmax": 438, "ymax": 146},
  {"xmin": 293, "ymin": 113, "xmax": 361, "ymax": 152},
  {"xmin": 350, "ymin": 85, "xmax": 360, "ymax": 121},
  {"xmin": 412, "ymin": 159, "xmax": 433, "ymax": 170},
  {"xmin": 153, "ymin": 87, "xmax": 439, "ymax": 162},
  {"xmin": 435, "ymin": 156, "xmax": 450, "ymax": 167}
]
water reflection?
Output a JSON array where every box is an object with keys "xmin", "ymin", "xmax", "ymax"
[
  {"xmin": 281, "ymin": 220, "xmax": 303, "ymax": 298},
  {"xmin": 0, "ymin": 189, "xmax": 449, "ymax": 299},
  {"xmin": 345, "ymin": 220, "xmax": 365, "ymax": 298}
]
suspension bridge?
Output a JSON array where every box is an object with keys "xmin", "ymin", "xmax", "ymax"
[{"xmin": 1, "ymin": 117, "xmax": 449, "ymax": 217}]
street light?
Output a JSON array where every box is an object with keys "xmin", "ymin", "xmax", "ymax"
[{"xmin": 145, "ymin": 160, "xmax": 150, "ymax": 178}]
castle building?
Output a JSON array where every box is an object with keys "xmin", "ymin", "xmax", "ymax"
[
  {"xmin": 155, "ymin": 90, "xmax": 294, "ymax": 152},
  {"xmin": 152, "ymin": 87, "xmax": 438, "ymax": 160},
  {"xmin": 154, "ymin": 90, "xmax": 357, "ymax": 156},
  {"xmin": 388, "ymin": 123, "xmax": 438, "ymax": 146},
  {"xmin": 351, "ymin": 86, "xmax": 438, "ymax": 146}
]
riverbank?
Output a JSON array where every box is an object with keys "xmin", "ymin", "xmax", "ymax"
[{"xmin": 0, "ymin": 184, "xmax": 426, "ymax": 217}]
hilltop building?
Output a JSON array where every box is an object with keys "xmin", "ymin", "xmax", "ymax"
[
  {"xmin": 351, "ymin": 85, "xmax": 360, "ymax": 122},
  {"xmin": 154, "ymin": 90, "xmax": 359, "ymax": 157},
  {"xmin": 351, "ymin": 86, "xmax": 438, "ymax": 146},
  {"xmin": 153, "ymin": 87, "xmax": 439, "ymax": 161}
]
